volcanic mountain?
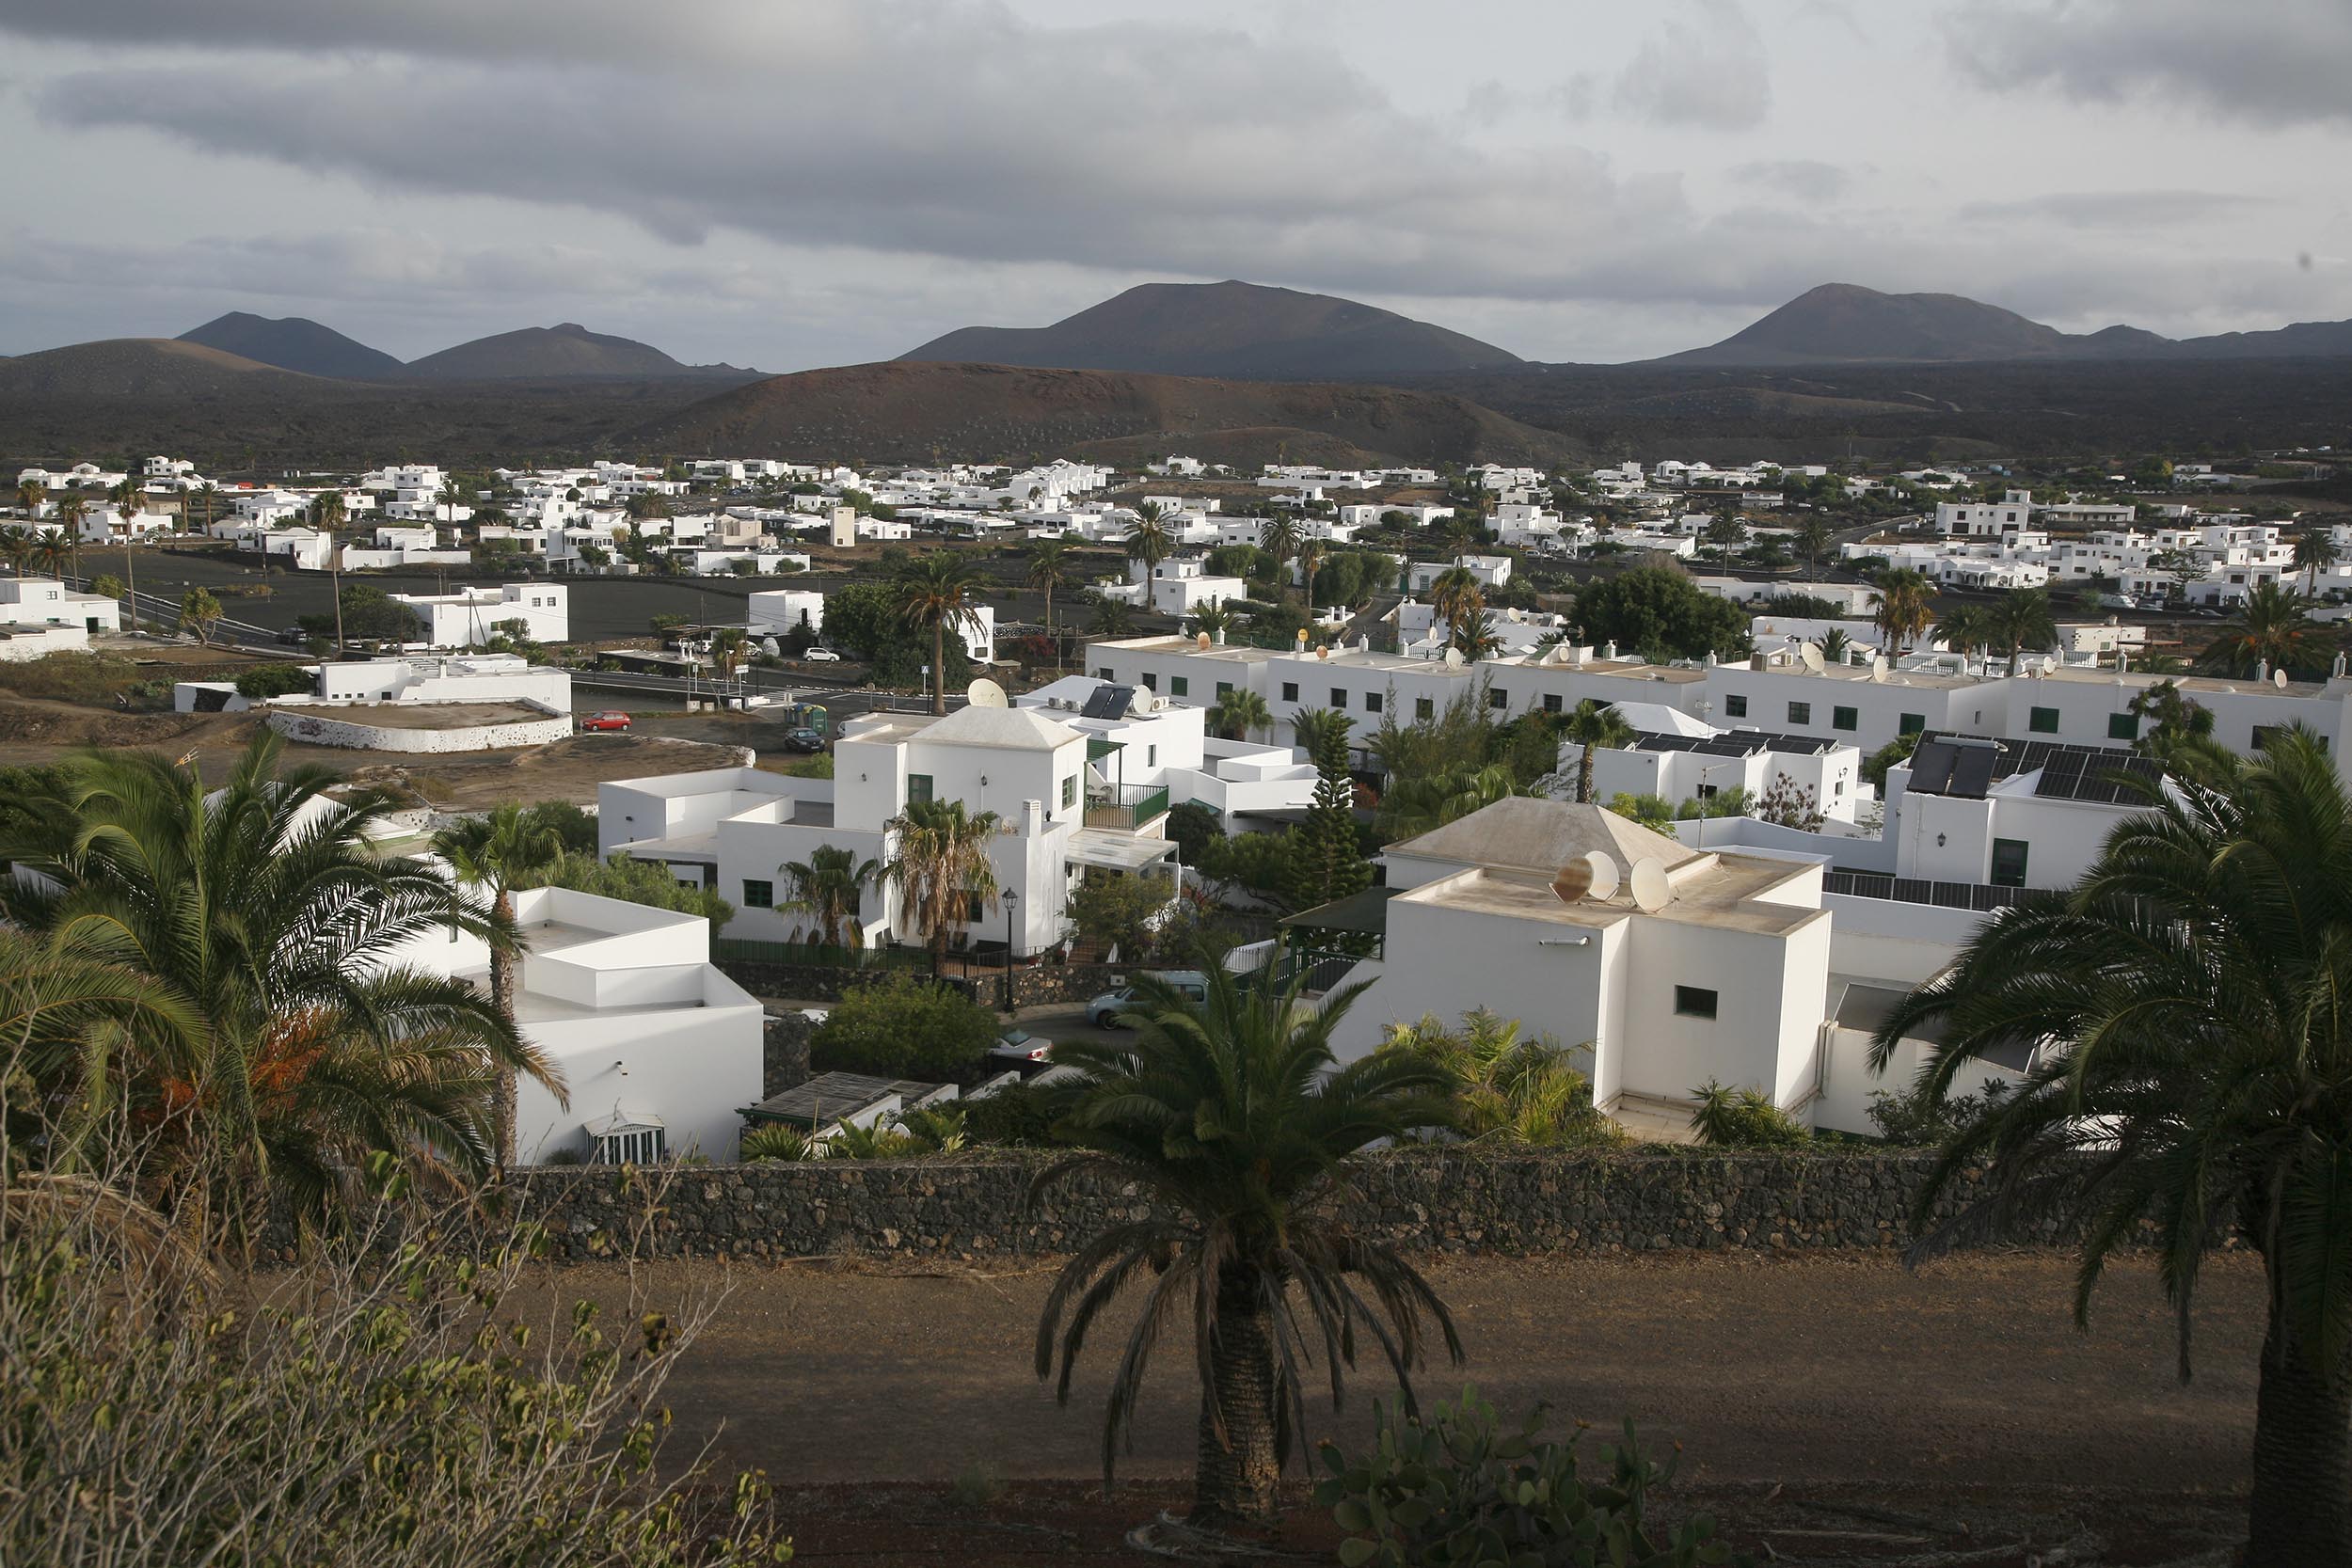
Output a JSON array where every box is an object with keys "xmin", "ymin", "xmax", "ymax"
[
  {"xmin": 178, "ymin": 312, "xmax": 405, "ymax": 380},
  {"xmin": 901, "ymin": 280, "xmax": 1522, "ymax": 380},
  {"xmin": 1660, "ymin": 283, "xmax": 2352, "ymax": 366},
  {"xmin": 403, "ymin": 322, "xmax": 754, "ymax": 380},
  {"xmin": 631, "ymin": 359, "xmax": 1581, "ymax": 469}
]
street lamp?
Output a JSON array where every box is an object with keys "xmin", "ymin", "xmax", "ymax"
[{"xmin": 1001, "ymin": 890, "xmax": 1019, "ymax": 1012}]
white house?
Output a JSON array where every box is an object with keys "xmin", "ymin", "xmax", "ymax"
[
  {"xmin": 389, "ymin": 584, "xmax": 569, "ymax": 647},
  {"xmin": 0, "ymin": 576, "xmax": 119, "ymax": 633}
]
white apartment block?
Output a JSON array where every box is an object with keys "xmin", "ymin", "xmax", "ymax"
[
  {"xmin": 389, "ymin": 583, "xmax": 569, "ymax": 647},
  {"xmin": 0, "ymin": 576, "xmax": 119, "ymax": 633}
]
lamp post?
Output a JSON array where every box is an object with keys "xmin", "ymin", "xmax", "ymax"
[{"xmin": 1001, "ymin": 889, "xmax": 1019, "ymax": 1012}]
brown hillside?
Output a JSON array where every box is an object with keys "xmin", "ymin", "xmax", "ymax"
[
  {"xmin": 628, "ymin": 360, "xmax": 1583, "ymax": 467},
  {"xmin": 0, "ymin": 338, "xmax": 330, "ymax": 398}
]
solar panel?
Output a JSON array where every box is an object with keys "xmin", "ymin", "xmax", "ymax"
[
  {"xmin": 1910, "ymin": 739, "xmax": 1959, "ymax": 794},
  {"xmin": 1080, "ymin": 684, "xmax": 1136, "ymax": 720},
  {"xmin": 1949, "ymin": 745, "xmax": 1999, "ymax": 799}
]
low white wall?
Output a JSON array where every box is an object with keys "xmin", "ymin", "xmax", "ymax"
[{"xmin": 266, "ymin": 707, "xmax": 572, "ymax": 753}]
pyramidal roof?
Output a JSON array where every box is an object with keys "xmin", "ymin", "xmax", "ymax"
[
  {"xmin": 1385, "ymin": 797, "xmax": 1694, "ymax": 878},
  {"xmin": 918, "ymin": 703, "xmax": 1081, "ymax": 752}
]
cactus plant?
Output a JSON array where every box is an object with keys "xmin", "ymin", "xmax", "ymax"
[{"xmin": 1313, "ymin": 1386, "xmax": 1750, "ymax": 1567}]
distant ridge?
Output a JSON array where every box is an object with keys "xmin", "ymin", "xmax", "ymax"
[
  {"xmin": 631, "ymin": 359, "xmax": 1582, "ymax": 469},
  {"xmin": 902, "ymin": 280, "xmax": 1522, "ymax": 380},
  {"xmin": 404, "ymin": 322, "xmax": 755, "ymax": 381},
  {"xmin": 178, "ymin": 311, "xmax": 404, "ymax": 380},
  {"xmin": 0, "ymin": 338, "xmax": 322, "ymax": 397},
  {"xmin": 1659, "ymin": 282, "xmax": 2352, "ymax": 366}
]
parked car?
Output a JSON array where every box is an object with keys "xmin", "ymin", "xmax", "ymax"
[
  {"xmin": 783, "ymin": 727, "xmax": 826, "ymax": 753},
  {"xmin": 989, "ymin": 1028, "xmax": 1051, "ymax": 1065},
  {"xmin": 1087, "ymin": 970, "xmax": 1210, "ymax": 1029},
  {"xmin": 580, "ymin": 710, "xmax": 632, "ymax": 733},
  {"xmin": 276, "ymin": 626, "xmax": 308, "ymax": 645},
  {"xmin": 803, "ymin": 647, "xmax": 843, "ymax": 662}
]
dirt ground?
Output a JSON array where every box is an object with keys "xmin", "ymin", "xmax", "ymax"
[
  {"xmin": 532, "ymin": 1249, "xmax": 2266, "ymax": 1565},
  {"xmin": 0, "ymin": 697, "xmax": 748, "ymax": 808}
]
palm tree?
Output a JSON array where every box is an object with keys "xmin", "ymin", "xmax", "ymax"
[
  {"xmin": 1375, "ymin": 763, "xmax": 1519, "ymax": 839},
  {"xmin": 2296, "ymin": 528, "xmax": 2340, "ymax": 594},
  {"xmin": 1451, "ymin": 607, "xmax": 1503, "ymax": 662},
  {"xmin": 1259, "ymin": 514, "xmax": 1301, "ymax": 597},
  {"xmin": 1088, "ymin": 592, "xmax": 1135, "ymax": 640},
  {"xmin": 1287, "ymin": 705, "xmax": 1352, "ymax": 761},
  {"xmin": 1426, "ymin": 565, "xmax": 1482, "ymax": 639},
  {"xmin": 437, "ymin": 479, "xmax": 466, "ymax": 524},
  {"xmin": 1208, "ymin": 687, "xmax": 1271, "ymax": 742},
  {"xmin": 14, "ymin": 477, "xmax": 43, "ymax": 517},
  {"xmin": 1123, "ymin": 502, "xmax": 1173, "ymax": 579},
  {"xmin": 194, "ymin": 482, "xmax": 218, "ymax": 536},
  {"xmin": 709, "ymin": 627, "xmax": 751, "ymax": 688},
  {"xmin": 1562, "ymin": 699, "xmax": 1634, "ymax": 804},
  {"xmin": 1795, "ymin": 516, "xmax": 1833, "ymax": 569},
  {"xmin": 311, "ymin": 491, "xmax": 348, "ymax": 652},
  {"xmin": 1870, "ymin": 730, "xmax": 2352, "ymax": 1564},
  {"xmin": 1295, "ymin": 535, "xmax": 1326, "ymax": 609},
  {"xmin": 893, "ymin": 551, "xmax": 986, "ymax": 715},
  {"xmin": 1703, "ymin": 509, "xmax": 1746, "ymax": 566},
  {"xmin": 1034, "ymin": 952, "xmax": 1462, "ymax": 1528},
  {"xmin": 54, "ymin": 492, "xmax": 87, "ymax": 583},
  {"xmin": 1934, "ymin": 603, "xmax": 1995, "ymax": 659},
  {"xmin": 431, "ymin": 803, "xmax": 564, "ymax": 1178},
  {"xmin": 1026, "ymin": 538, "xmax": 1075, "ymax": 641},
  {"xmin": 882, "ymin": 797, "xmax": 1000, "ymax": 970},
  {"xmin": 1820, "ymin": 626, "xmax": 1852, "ymax": 665},
  {"xmin": 27, "ymin": 533, "xmax": 67, "ymax": 580},
  {"xmin": 0, "ymin": 527, "xmax": 32, "ymax": 578},
  {"xmin": 1186, "ymin": 601, "xmax": 1234, "ymax": 642},
  {"xmin": 779, "ymin": 844, "xmax": 879, "ymax": 953},
  {"xmin": 1990, "ymin": 586, "xmax": 2056, "ymax": 675},
  {"xmin": 1869, "ymin": 568, "xmax": 1934, "ymax": 657},
  {"xmin": 111, "ymin": 483, "xmax": 142, "ymax": 632},
  {"xmin": 0, "ymin": 735, "xmax": 553, "ymax": 1240},
  {"xmin": 178, "ymin": 587, "xmax": 224, "ymax": 646},
  {"xmin": 1382, "ymin": 1006, "xmax": 1607, "ymax": 1148},
  {"xmin": 2199, "ymin": 581, "xmax": 2325, "ymax": 679}
]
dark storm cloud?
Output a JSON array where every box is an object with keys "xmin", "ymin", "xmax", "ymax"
[{"xmin": 1947, "ymin": 0, "xmax": 2352, "ymax": 127}]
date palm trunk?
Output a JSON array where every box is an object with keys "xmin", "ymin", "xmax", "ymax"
[
  {"xmin": 931, "ymin": 619, "xmax": 948, "ymax": 715},
  {"xmin": 1192, "ymin": 1271, "xmax": 1280, "ymax": 1529},
  {"xmin": 490, "ymin": 885, "xmax": 518, "ymax": 1177},
  {"xmin": 2247, "ymin": 1309, "xmax": 2352, "ymax": 1566}
]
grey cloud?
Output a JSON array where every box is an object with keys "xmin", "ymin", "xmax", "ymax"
[
  {"xmin": 1729, "ymin": 160, "xmax": 1855, "ymax": 202},
  {"xmin": 1958, "ymin": 190, "xmax": 2282, "ymax": 229},
  {"xmin": 1610, "ymin": 0, "xmax": 1772, "ymax": 131},
  {"xmin": 1947, "ymin": 0, "xmax": 2352, "ymax": 127}
]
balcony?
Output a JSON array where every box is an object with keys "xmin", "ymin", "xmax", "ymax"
[{"xmin": 1084, "ymin": 783, "xmax": 1170, "ymax": 832}]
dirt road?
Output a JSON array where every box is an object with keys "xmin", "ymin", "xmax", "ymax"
[{"xmin": 541, "ymin": 1248, "xmax": 2265, "ymax": 1497}]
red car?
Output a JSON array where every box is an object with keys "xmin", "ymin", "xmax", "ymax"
[{"xmin": 580, "ymin": 710, "xmax": 632, "ymax": 733}]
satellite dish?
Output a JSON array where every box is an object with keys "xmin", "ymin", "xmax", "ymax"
[
  {"xmin": 1799, "ymin": 641, "xmax": 1826, "ymax": 673},
  {"xmin": 1196, "ymin": 631, "xmax": 1212, "ymax": 649},
  {"xmin": 2276, "ymin": 668, "xmax": 2291, "ymax": 689},
  {"xmin": 1125, "ymin": 684, "xmax": 1154, "ymax": 716},
  {"xmin": 1629, "ymin": 857, "xmax": 1671, "ymax": 913},
  {"xmin": 1581, "ymin": 850, "xmax": 1620, "ymax": 900},
  {"xmin": 1549, "ymin": 860, "xmax": 1593, "ymax": 904},
  {"xmin": 966, "ymin": 677, "xmax": 1009, "ymax": 708},
  {"xmin": 1868, "ymin": 655, "xmax": 1888, "ymax": 680},
  {"xmin": 759, "ymin": 636, "xmax": 780, "ymax": 658},
  {"xmin": 1442, "ymin": 646, "xmax": 1466, "ymax": 669},
  {"xmin": 1315, "ymin": 644, "xmax": 1329, "ymax": 659}
]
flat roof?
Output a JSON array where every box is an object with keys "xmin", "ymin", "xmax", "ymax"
[{"xmin": 1401, "ymin": 854, "xmax": 1823, "ymax": 938}]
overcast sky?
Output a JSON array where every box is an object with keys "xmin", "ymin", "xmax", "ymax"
[{"xmin": 0, "ymin": 0, "xmax": 2344, "ymax": 370}]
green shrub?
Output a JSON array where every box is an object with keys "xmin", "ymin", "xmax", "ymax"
[
  {"xmin": 809, "ymin": 974, "xmax": 998, "ymax": 1081},
  {"xmin": 1687, "ymin": 1079, "xmax": 1810, "ymax": 1148},
  {"xmin": 1866, "ymin": 1077, "xmax": 2011, "ymax": 1147},
  {"xmin": 962, "ymin": 1080, "xmax": 1062, "ymax": 1147},
  {"xmin": 1316, "ymin": 1386, "xmax": 1747, "ymax": 1567},
  {"xmin": 233, "ymin": 663, "xmax": 320, "ymax": 701},
  {"xmin": 740, "ymin": 1124, "xmax": 817, "ymax": 1163}
]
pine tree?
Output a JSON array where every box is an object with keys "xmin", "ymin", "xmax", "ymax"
[{"xmin": 1281, "ymin": 723, "xmax": 1370, "ymax": 911}]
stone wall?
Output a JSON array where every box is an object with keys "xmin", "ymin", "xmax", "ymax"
[
  {"xmin": 721, "ymin": 960, "xmax": 1129, "ymax": 1012},
  {"xmin": 266, "ymin": 706, "xmax": 572, "ymax": 753},
  {"xmin": 516, "ymin": 1149, "xmax": 2059, "ymax": 1263}
]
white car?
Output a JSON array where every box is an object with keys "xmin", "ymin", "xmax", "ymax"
[{"xmin": 803, "ymin": 647, "xmax": 843, "ymax": 662}]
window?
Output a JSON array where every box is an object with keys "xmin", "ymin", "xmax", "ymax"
[
  {"xmin": 1991, "ymin": 838, "xmax": 2029, "ymax": 888},
  {"xmin": 594, "ymin": 1126, "xmax": 667, "ymax": 1166},
  {"xmin": 1416, "ymin": 697, "xmax": 1434, "ymax": 721},
  {"xmin": 1140, "ymin": 672, "xmax": 1157, "ymax": 691},
  {"xmin": 1170, "ymin": 675, "xmax": 1188, "ymax": 697},
  {"xmin": 1147, "ymin": 745, "xmax": 1157, "ymax": 767},
  {"xmin": 2028, "ymin": 706, "xmax": 2059, "ymax": 734},
  {"xmin": 1543, "ymin": 692, "xmax": 1562, "ymax": 714},
  {"xmin": 1899, "ymin": 712, "xmax": 1925, "ymax": 736},
  {"xmin": 908, "ymin": 773, "xmax": 933, "ymax": 805},
  {"xmin": 1674, "ymin": 986, "xmax": 1719, "ymax": 1020},
  {"xmin": 964, "ymin": 891, "xmax": 986, "ymax": 923},
  {"xmin": 1488, "ymin": 689, "xmax": 1509, "ymax": 710},
  {"xmin": 2107, "ymin": 711, "xmax": 2139, "ymax": 741},
  {"xmin": 1788, "ymin": 701, "xmax": 1812, "ymax": 725},
  {"xmin": 1061, "ymin": 775, "xmax": 1076, "ymax": 810},
  {"xmin": 741, "ymin": 879, "xmax": 773, "ymax": 910},
  {"xmin": 1216, "ymin": 681, "xmax": 1233, "ymax": 699},
  {"xmin": 1366, "ymin": 691, "xmax": 1382, "ymax": 714},
  {"xmin": 1724, "ymin": 694, "xmax": 1748, "ymax": 719},
  {"xmin": 1096, "ymin": 667, "xmax": 1112, "ymax": 681},
  {"xmin": 1832, "ymin": 705, "xmax": 1858, "ymax": 732},
  {"xmin": 1281, "ymin": 681, "xmax": 1298, "ymax": 703},
  {"xmin": 1331, "ymin": 688, "xmax": 1347, "ymax": 708}
]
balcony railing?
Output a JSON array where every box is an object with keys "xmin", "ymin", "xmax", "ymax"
[{"xmin": 1084, "ymin": 783, "xmax": 1171, "ymax": 831}]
